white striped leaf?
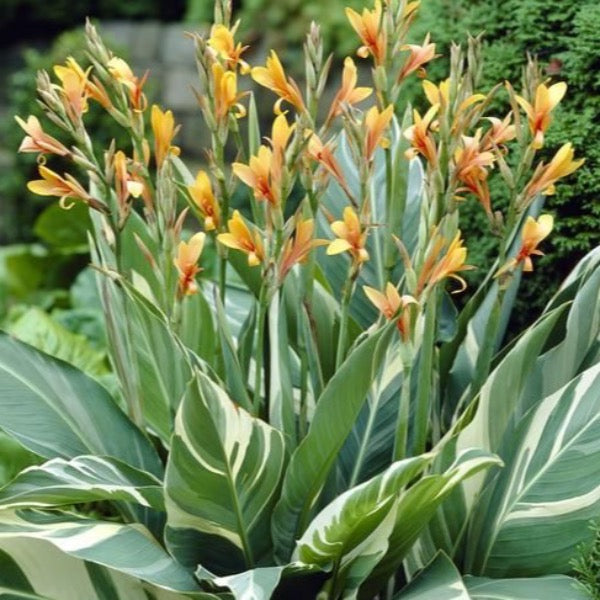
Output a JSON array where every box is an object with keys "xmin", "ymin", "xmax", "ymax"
[
  {"xmin": 165, "ymin": 372, "xmax": 285, "ymax": 574},
  {"xmin": 464, "ymin": 574, "xmax": 588, "ymax": 599},
  {"xmin": 464, "ymin": 362, "xmax": 600, "ymax": 577},
  {"xmin": 364, "ymin": 449, "xmax": 502, "ymax": 597},
  {"xmin": 0, "ymin": 510, "xmax": 200, "ymax": 593},
  {"xmin": 294, "ymin": 455, "xmax": 433, "ymax": 595},
  {"xmin": 0, "ymin": 333, "xmax": 162, "ymax": 478},
  {"xmin": 395, "ymin": 552, "xmax": 470, "ymax": 600},
  {"xmin": 272, "ymin": 324, "xmax": 396, "ymax": 563},
  {"xmin": 0, "ymin": 456, "xmax": 163, "ymax": 511}
]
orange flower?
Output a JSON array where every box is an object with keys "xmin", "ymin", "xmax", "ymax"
[
  {"xmin": 404, "ymin": 105, "xmax": 439, "ymax": 165},
  {"xmin": 212, "ymin": 63, "xmax": 247, "ymax": 124},
  {"xmin": 524, "ymin": 143, "xmax": 584, "ymax": 200},
  {"xmin": 417, "ymin": 231, "xmax": 473, "ymax": 295},
  {"xmin": 279, "ymin": 219, "xmax": 327, "ymax": 280},
  {"xmin": 54, "ymin": 57, "xmax": 111, "ymax": 110},
  {"xmin": 217, "ymin": 210, "xmax": 264, "ymax": 267},
  {"xmin": 107, "ymin": 57, "xmax": 147, "ymax": 111},
  {"xmin": 516, "ymin": 81, "xmax": 567, "ymax": 149},
  {"xmin": 268, "ymin": 112, "xmax": 294, "ymax": 186},
  {"xmin": 326, "ymin": 57, "xmax": 372, "ymax": 122},
  {"xmin": 187, "ymin": 170, "xmax": 220, "ymax": 231},
  {"xmin": 27, "ymin": 165, "xmax": 92, "ymax": 210},
  {"xmin": 345, "ymin": 1, "xmax": 386, "ymax": 65},
  {"xmin": 252, "ymin": 51, "xmax": 306, "ymax": 114},
  {"xmin": 399, "ymin": 34, "xmax": 437, "ymax": 80},
  {"xmin": 327, "ymin": 206, "xmax": 369, "ymax": 263},
  {"xmin": 497, "ymin": 214, "xmax": 553, "ymax": 275},
  {"xmin": 364, "ymin": 104, "xmax": 394, "ymax": 160},
  {"xmin": 482, "ymin": 115, "xmax": 516, "ymax": 149},
  {"xmin": 174, "ymin": 232, "xmax": 206, "ymax": 296},
  {"xmin": 363, "ymin": 282, "xmax": 417, "ymax": 339},
  {"xmin": 151, "ymin": 105, "xmax": 180, "ymax": 168},
  {"xmin": 208, "ymin": 22, "xmax": 250, "ymax": 73},
  {"xmin": 453, "ymin": 131, "xmax": 495, "ymax": 214},
  {"xmin": 306, "ymin": 133, "xmax": 346, "ymax": 186},
  {"xmin": 114, "ymin": 150, "xmax": 144, "ymax": 222},
  {"xmin": 233, "ymin": 146, "xmax": 279, "ymax": 206},
  {"xmin": 15, "ymin": 115, "xmax": 70, "ymax": 156},
  {"xmin": 53, "ymin": 63, "xmax": 89, "ymax": 122}
]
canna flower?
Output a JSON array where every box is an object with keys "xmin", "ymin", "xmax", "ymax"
[
  {"xmin": 524, "ymin": 142, "xmax": 584, "ymax": 200},
  {"xmin": 516, "ymin": 81, "xmax": 567, "ymax": 149},
  {"xmin": 212, "ymin": 63, "xmax": 247, "ymax": 123},
  {"xmin": 417, "ymin": 231, "xmax": 473, "ymax": 295},
  {"xmin": 208, "ymin": 22, "xmax": 250, "ymax": 73},
  {"xmin": 327, "ymin": 206, "xmax": 369, "ymax": 263},
  {"xmin": 497, "ymin": 214, "xmax": 553, "ymax": 275},
  {"xmin": 404, "ymin": 105, "xmax": 439, "ymax": 165},
  {"xmin": 114, "ymin": 150, "xmax": 144, "ymax": 223},
  {"xmin": 15, "ymin": 115, "xmax": 70, "ymax": 156},
  {"xmin": 217, "ymin": 210, "xmax": 264, "ymax": 267},
  {"xmin": 364, "ymin": 105, "xmax": 394, "ymax": 160},
  {"xmin": 107, "ymin": 56, "xmax": 147, "ymax": 111},
  {"xmin": 151, "ymin": 105, "xmax": 180, "ymax": 168},
  {"xmin": 306, "ymin": 133, "xmax": 345, "ymax": 184},
  {"xmin": 54, "ymin": 57, "xmax": 111, "ymax": 110},
  {"xmin": 54, "ymin": 66, "xmax": 89, "ymax": 122},
  {"xmin": 345, "ymin": 1, "xmax": 386, "ymax": 65},
  {"xmin": 279, "ymin": 219, "xmax": 327, "ymax": 280},
  {"xmin": 252, "ymin": 51, "xmax": 306, "ymax": 114},
  {"xmin": 423, "ymin": 78, "xmax": 449, "ymax": 108},
  {"xmin": 363, "ymin": 282, "xmax": 417, "ymax": 340},
  {"xmin": 482, "ymin": 115, "xmax": 517, "ymax": 150},
  {"xmin": 174, "ymin": 232, "xmax": 206, "ymax": 296},
  {"xmin": 233, "ymin": 145, "xmax": 279, "ymax": 206},
  {"xmin": 27, "ymin": 165, "xmax": 100, "ymax": 211},
  {"xmin": 268, "ymin": 112, "xmax": 294, "ymax": 183},
  {"xmin": 403, "ymin": 1, "xmax": 421, "ymax": 19},
  {"xmin": 187, "ymin": 170, "xmax": 220, "ymax": 231},
  {"xmin": 399, "ymin": 34, "xmax": 437, "ymax": 80},
  {"xmin": 326, "ymin": 57, "xmax": 372, "ymax": 122}
]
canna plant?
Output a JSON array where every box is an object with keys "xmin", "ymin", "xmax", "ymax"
[{"xmin": 0, "ymin": 0, "xmax": 598, "ymax": 598}]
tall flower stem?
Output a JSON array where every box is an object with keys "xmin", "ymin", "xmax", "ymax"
[
  {"xmin": 393, "ymin": 360, "xmax": 412, "ymax": 461},
  {"xmin": 253, "ymin": 284, "xmax": 269, "ymax": 417},
  {"xmin": 335, "ymin": 268, "xmax": 357, "ymax": 369}
]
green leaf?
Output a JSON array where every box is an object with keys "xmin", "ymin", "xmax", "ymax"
[
  {"xmin": 0, "ymin": 333, "xmax": 162, "ymax": 477},
  {"xmin": 0, "ymin": 456, "xmax": 164, "ymax": 511},
  {"xmin": 465, "ymin": 574, "xmax": 588, "ymax": 599},
  {"xmin": 0, "ymin": 434, "xmax": 38, "ymax": 488},
  {"xmin": 165, "ymin": 372, "xmax": 286, "ymax": 574},
  {"xmin": 33, "ymin": 202, "xmax": 91, "ymax": 251},
  {"xmin": 465, "ymin": 362, "xmax": 600, "ymax": 577},
  {"xmin": 395, "ymin": 552, "xmax": 470, "ymax": 599},
  {"xmin": 213, "ymin": 567, "xmax": 285, "ymax": 600},
  {"xmin": 272, "ymin": 324, "xmax": 395, "ymax": 563},
  {"xmin": 0, "ymin": 510, "xmax": 200, "ymax": 593},
  {"xmin": 364, "ymin": 449, "xmax": 502, "ymax": 597},
  {"xmin": 295, "ymin": 455, "xmax": 433, "ymax": 595},
  {"xmin": 7, "ymin": 307, "xmax": 108, "ymax": 378}
]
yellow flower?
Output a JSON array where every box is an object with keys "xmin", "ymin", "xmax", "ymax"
[
  {"xmin": 345, "ymin": 1, "xmax": 386, "ymax": 65},
  {"xmin": 399, "ymin": 34, "xmax": 437, "ymax": 80},
  {"xmin": 306, "ymin": 132, "xmax": 346, "ymax": 187},
  {"xmin": 151, "ymin": 105, "xmax": 180, "ymax": 168},
  {"xmin": 54, "ymin": 57, "xmax": 111, "ymax": 110},
  {"xmin": 524, "ymin": 142, "xmax": 584, "ymax": 200},
  {"xmin": 233, "ymin": 145, "xmax": 279, "ymax": 206},
  {"xmin": 327, "ymin": 206, "xmax": 369, "ymax": 263},
  {"xmin": 279, "ymin": 219, "xmax": 327, "ymax": 280},
  {"xmin": 404, "ymin": 105, "xmax": 439, "ymax": 165},
  {"xmin": 417, "ymin": 231, "xmax": 473, "ymax": 295},
  {"xmin": 15, "ymin": 115, "xmax": 70, "ymax": 156},
  {"xmin": 107, "ymin": 57, "xmax": 147, "ymax": 111},
  {"xmin": 113, "ymin": 150, "xmax": 144, "ymax": 223},
  {"xmin": 251, "ymin": 51, "xmax": 306, "ymax": 114},
  {"xmin": 212, "ymin": 63, "xmax": 247, "ymax": 124},
  {"xmin": 187, "ymin": 170, "xmax": 220, "ymax": 231},
  {"xmin": 326, "ymin": 57, "xmax": 372, "ymax": 122},
  {"xmin": 208, "ymin": 22, "xmax": 250, "ymax": 73},
  {"xmin": 27, "ymin": 165, "xmax": 97, "ymax": 211},
  {"xmin": 217, "ymin": 210, "xmax": 264, "ymax": 267},
  {"xmin": 365, "ymin": 104, "xmax": 394, "ymax": 160},
  {"xmin": 516, "ymin": 81, "xmax": 567, "ymax": 149},
  {"xmin": 422, "ymin": 78, "xmax": 449, "ymax": 107},
  {"xmin": 497, "ymin": 214, "xmax": 553, "ymax": 275},
  {"xmin": 482, "ymin": 115, "xmax": 517, "ymax": 149},
  {"xmin": 363, "ymin": 282, "xmax": 417, "ymax": 340},
  {"xmin": 174, "ymin": 232, "xmax": 206, "ymax": 296}
]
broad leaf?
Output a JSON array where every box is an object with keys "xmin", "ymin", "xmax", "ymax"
[
  {"xmin": 272, "ymin": 324, "xmax": 395, "ymax": 563},
  {"xmin": 0, "ymin": 510, "xmax": 200, "ymax": 593},
  {"xmin": 465, "ymin": 574, "xmax": 587, "ymax": 600},
  {"xmin": 165, "ymin": 372, "xmax": 286, "ymax": 574},
  {"xmin": 0, "ymin": 333, "xmax": 162, "ymax": 477},
  {"xmin": 0, "ymin": 456, "xmax": 163, "ymax": 511}
]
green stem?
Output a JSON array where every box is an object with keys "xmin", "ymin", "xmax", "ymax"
[
  {"xmin": 335, "ymin": 270, "xmax": 356, "ymax": 369},
  {"xmin": 413, "ymin": 290, "xmax": 437, "ymax": 456},
  {"xmin": 393, "ymin": 361, "xmax": 412, "ymax": 461},
  {"xmin": 253, "ymin": 285, "xmax": 269, "ymax": 417}
]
